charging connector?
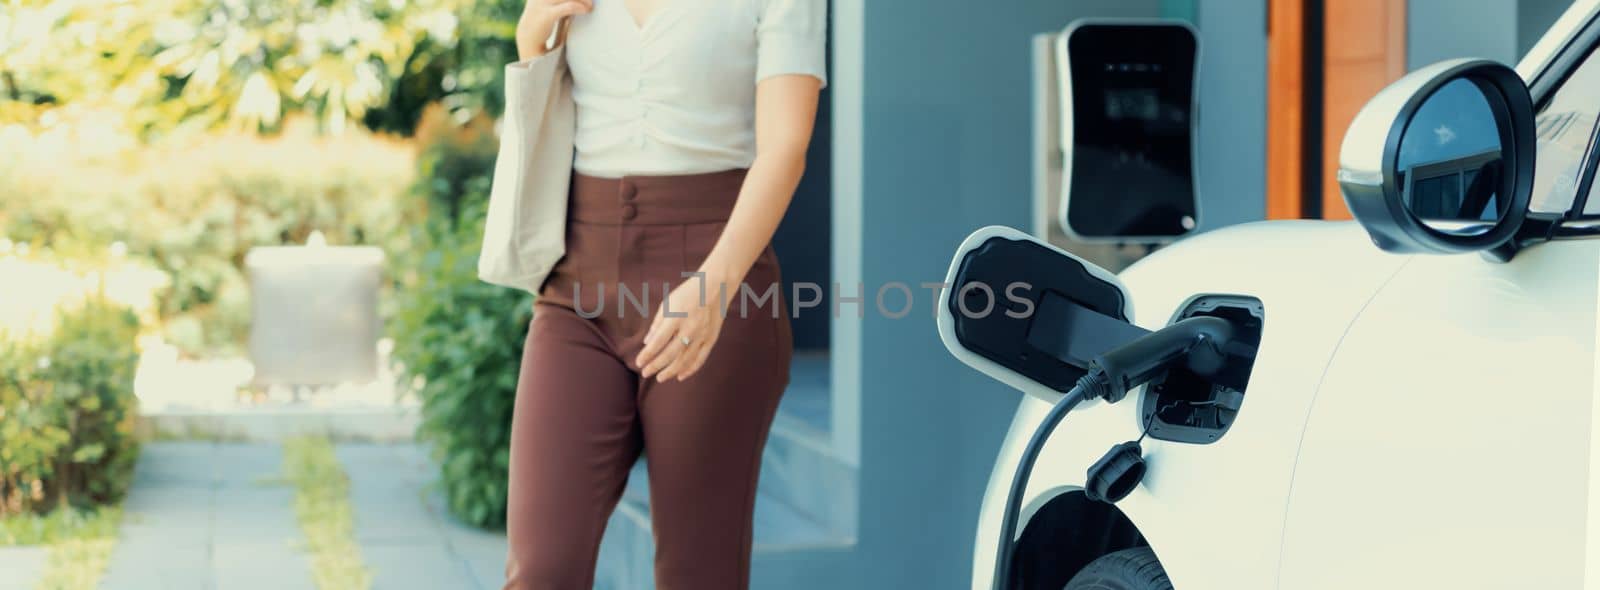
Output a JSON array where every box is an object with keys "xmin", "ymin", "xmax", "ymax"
[
  {"xmin": 1141, "ymin": 295, "xmax": 1264, "ymax": 444},
  {"xmin": 991, "ymin": 315, "xmax": 1238, "ymax": 590}
]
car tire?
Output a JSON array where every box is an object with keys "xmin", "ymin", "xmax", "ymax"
[{"xmin": 1063, "ymin": 547, "xmax": 1173, "ymax": 590}]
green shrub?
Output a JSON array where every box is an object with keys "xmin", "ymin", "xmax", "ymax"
[
  {"xmin": 392, "ymin": 206, "xmax": 532, "ymax": 528},
  {"xmin": 0, "ymin": 299, "xmax": 142, "ymax": 516},
  {"xmin": 412, "ymin": 117, "xmax": 500, "ymax": 223},
  {"xmin": 390, "ymin": 123, "xmax": 532, "ymax": 528}
]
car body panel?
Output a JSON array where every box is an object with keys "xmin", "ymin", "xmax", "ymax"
[
  {"xmin": 1277, "ymin": 238, "xmax": 1599, "ymax": 588},
  {"xmin": 973, "ymin": 227, "xmax": 1600, "ymax": 589}
]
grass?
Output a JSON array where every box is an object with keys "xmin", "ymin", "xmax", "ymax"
[
  {"xmin": 283, "ymin": 435, "xmax": 371, "ymax": 590},
  {"xmin": 0, "ymin": 506, "xmax": 123, "ymax": 590}
]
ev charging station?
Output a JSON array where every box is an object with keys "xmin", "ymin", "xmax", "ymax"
[
  {"xmin": 1032, "ymin": 20, "xmax": 1202, "ymax": 247},
  {"xmin": 1056, "ymin": 20, "xmax": 1201, "ymax": 242}
]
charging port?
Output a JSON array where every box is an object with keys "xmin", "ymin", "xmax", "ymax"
[{"xmin": 1139, "ymin": 295, "xmax": 1264, "ymax": 444}]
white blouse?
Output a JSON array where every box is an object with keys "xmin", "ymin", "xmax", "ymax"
[{"xmin": 562, "ymin": 0, "xmax": 827, "ymax": 178}]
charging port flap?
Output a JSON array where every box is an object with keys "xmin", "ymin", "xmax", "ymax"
[{"xmin": 1139, "ymin": 295, "xmax": 1264, "ymax": 444}]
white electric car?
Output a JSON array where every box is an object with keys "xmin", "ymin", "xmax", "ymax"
[{"xmin": 941, "ymin": 2, "xmax": 1600, "ymax": 588}]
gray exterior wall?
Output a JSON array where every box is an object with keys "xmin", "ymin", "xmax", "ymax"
[
  {"xmin": 1409, "ymin": 0, "xmax": 1575, "ymax": 70},
  {"xmin": 1408, "ymin": 0, "xmax": 1521, "ymax": 68},
  {"xmin": 1194, "ymin": 0, "xmax": 1269, "ymax": 230},
  {"xmin": 1521, "ymin": 0, "xmax": 1577, "ymax": 58}
]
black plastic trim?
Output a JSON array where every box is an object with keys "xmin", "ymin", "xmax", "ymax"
[
  {"xmin": 1528, "ymin": 9, "xmax": 1600, "ymax": 111},
  {"xmin": 1524, "ymin": 9, "xmax": 1600, "ymax": 228},
  {"xmin": 1301, "ymin": 0, "xmax": 1325, "ymax": 218}
]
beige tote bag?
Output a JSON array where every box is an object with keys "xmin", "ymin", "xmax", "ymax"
[{"xmin": 479, "ymin": 23, "xmax": 575, "ymax": 294}]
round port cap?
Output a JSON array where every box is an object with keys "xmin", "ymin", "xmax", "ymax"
[{"xmin": 1085, "ymin": 441, "xmax": 1146, "ymax": 504}]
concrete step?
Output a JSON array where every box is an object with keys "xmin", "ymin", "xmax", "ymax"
[
  {"xmin": 133, "ymin": 343, "xmax": 419, "ymax": 442},
  {"xmin": 755, "ymin": 416, "xmax": 858, "ymax": 538},
  {"xmin": 137, "ymin": 402, "xmax": 419, "ymax": 443},
  {"xmin": 762, "ymin": 352, "xmax": 857, "ymax": 536}
]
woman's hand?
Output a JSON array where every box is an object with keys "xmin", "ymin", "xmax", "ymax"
[
  {"xmin": 633, "ymin": 75, "xmax": 821, "ymax": 382},
  {"xmin": 516, "ymin": 0, "xmax": 592, "ymax": 60},
  {"xmin": 636, "ymin": 274, "xmax": 734, "ymax": 382}
]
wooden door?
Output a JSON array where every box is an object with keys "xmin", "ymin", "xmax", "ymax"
[
  {"xmin": 1321, "ymin": 0, "xmax": 1407, "ymax": 219},
  {"xmin": 1266, "ymin": 0, "xmax": 1311, "ymax": 219},
  {"xmin": 1267, "ymin": 0, "xmax": 1407, "ymax": 220}
]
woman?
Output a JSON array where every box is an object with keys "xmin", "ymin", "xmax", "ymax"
[{"xmin": 503, "ymin": 0, "xmax": 825, "ymax": 588}]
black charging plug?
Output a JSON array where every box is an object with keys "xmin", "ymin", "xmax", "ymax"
[
  {"xmin": 989, "ymin": 314, "xmax": 1239, "ymax": 589},
  {"xmin": 1089, "ymin": 315, "xmax": 1235, "ymax": 403}
]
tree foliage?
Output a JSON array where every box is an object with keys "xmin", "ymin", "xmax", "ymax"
[{"xmin": 1, "ymin": 0, "xmax": 523, "ymax": 138}]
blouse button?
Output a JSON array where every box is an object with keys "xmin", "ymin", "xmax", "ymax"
[{"xmin": 621, "ymin": 204, "xmax": 638, "ymax": 221}]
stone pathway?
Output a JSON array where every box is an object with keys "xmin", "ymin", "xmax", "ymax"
[
  {"xmin": 101, "ymin": 442, "xmax": 314, "ymax": 590},
  {"xmin": 95, "ymin": 441, "xmax": 508, "ymax": 590},
  {"xmin": 336, "ymin": 444, "xmax": 507, "ymax": 590}
]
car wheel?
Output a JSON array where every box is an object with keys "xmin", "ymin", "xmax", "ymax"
[{"xmin": 1063, "ymin": 547, "xmax": 1173, "ymax": 590}]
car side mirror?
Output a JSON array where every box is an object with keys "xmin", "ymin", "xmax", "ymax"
[{"xmin": 1337, "ymin": 58, "xmax": 1536, "ymax": 255}]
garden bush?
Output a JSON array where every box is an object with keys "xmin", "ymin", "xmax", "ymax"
[
  {"xmin": 0, "ymin": 298, "xmax": 142, "ymax": 516},
  {"xmin": 390, "ymin": 118, "xmax": 532, "ymax": 528}
]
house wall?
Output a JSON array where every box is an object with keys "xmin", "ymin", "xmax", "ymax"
[
  {"xmin": 1408, "ymin": 0, "xmax": 1521, "ymax": 68},
  {"xmin": 1408, "ymin": 0, "xmax": 1574, "ymax": 70},
  {"xmin": 1521, "ymin": 0, "xmax": 1577, "ymax": 58},
  {"xmin": 770, "ymin": 0, "xmax": 833, "ymax": 352},
  {"xmin": 1193, "ymin": 1, "xmax": 1270, "ymax": 230}
]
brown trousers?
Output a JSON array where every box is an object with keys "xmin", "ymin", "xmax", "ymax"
[{"xmin": 504, "ymin": 169, "xmax": 793, "ymax": 590}]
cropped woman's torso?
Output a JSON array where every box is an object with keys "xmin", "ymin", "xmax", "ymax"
[{"xmin": 565, "ymin": 0, "xmax": 827, "ymax": 178}]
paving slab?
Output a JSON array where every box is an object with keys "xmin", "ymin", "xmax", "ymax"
[
  {"xmin": 337, "ymin": 445, "xmax": 438, "ymax": 546},
  {"xmin": 101, "ymin": 440, "xmax": 501, "ymax": 590},
  {"xmin": 363, "ymin": 544, "xmax": 465, "ymax": 590},
  {"xmin": 338, "ymin": 443, "xmax": 510, "ymax": 590},
  {"xmin": 426, "ymin": 491, "xmax": 511, "ymax": 590},
  {"xmin": 100, "ymin": 442, "xmax": 315, "ymax": 590}
]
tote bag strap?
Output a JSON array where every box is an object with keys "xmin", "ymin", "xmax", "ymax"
[{"xmin": 548, "ymin": 16, "xmax": 571, "ymax": 52}]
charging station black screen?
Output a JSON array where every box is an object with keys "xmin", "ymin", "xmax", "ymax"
[{"xmin": 1066, "ymin": 24, "xmax": 1198, "ymax": 239}]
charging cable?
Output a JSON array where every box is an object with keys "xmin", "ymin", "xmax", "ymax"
[{"xmin": 991, "ymin": 316, "xmax": 1234, "ymax": 589}]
